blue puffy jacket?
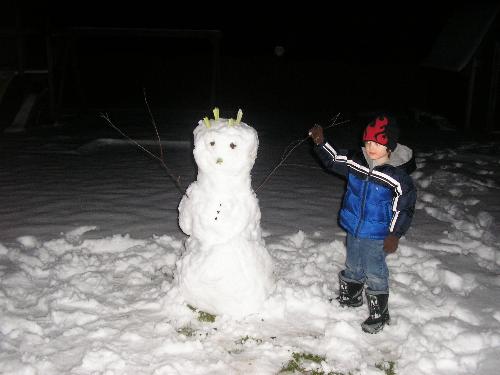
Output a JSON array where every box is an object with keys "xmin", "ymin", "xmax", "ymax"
[{"xmin": 315, "ymin": 141, "xmax": 417, "ymax": 240}]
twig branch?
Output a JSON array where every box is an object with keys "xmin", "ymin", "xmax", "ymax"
[
  {"xmin": 325, "ymin": 112, "xmax": 350, "ymax": 130},
  {"xmin": 143, "ymin": 88, "xmax": 164, "ymax": 161},
  {"xmin": 255, "ymin": 135, "xmax": 309, "ymax": 192},
  {"xmin": 281, "ymin": 139, "xmax": 303, "ymax": 160},
  {"xmin": 254, "ymin": 113, "xmax": 350, "ymax": 193},
  {"xmin": 281, "ymin": 163, "xmax": 324, "ymax": 170},
  {"xmin": 100, "ymin": 113, "xmax": 185, "ymax": 195},
  {"xmin": 100, "ymin": 113, "xmax": 162, "ymax": 162},
  {"xmin": 324, "ymin": 119, "xmax": 350, "ymax": 130}
]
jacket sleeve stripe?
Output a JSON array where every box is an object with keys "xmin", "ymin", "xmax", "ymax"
[
  {"xmin": 324, "ymin": 143, "xmax": 348, "ymax": 163},
  {"xmin": 390, "ymin": 210, "xmax": 400, "ymax": 232},
  {"xmin": 315, "ymin": 142, "xmax": 349, "ymax": 177},
  {"xmin": 372, "ymin": 170, "xmax": 403, "ymax": 232},
  {"xmin": 372, "ymin": 170, "xmax": 403, "ymax": 194},
  {"xmin": 347, "ymin": 160, "xmax": 369, "ymax": 174}
]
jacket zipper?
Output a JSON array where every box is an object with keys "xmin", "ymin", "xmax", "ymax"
[{"xmin": 355, "ymin": 170, "xmax": 372, "ymax": 236}]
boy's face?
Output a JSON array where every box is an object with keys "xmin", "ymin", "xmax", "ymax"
[{"xmin": 364, "ymin": 141, "xmax": 390, "ymax": 162}]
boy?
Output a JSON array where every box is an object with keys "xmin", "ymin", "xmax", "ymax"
[{"xmin": 309, "ymin": 114, "xmax": 416, "ymax": 334}]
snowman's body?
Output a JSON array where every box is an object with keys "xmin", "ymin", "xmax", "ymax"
[{"xmin": 177, "ymin": 117, "xmax": 274, "ymax": 318}]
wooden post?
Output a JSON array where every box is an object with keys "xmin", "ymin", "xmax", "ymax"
[
  {"xmin": 45, "ymin": 34, "xmax": 56, "ymax": 123},
  {"xmin": 56, "ymin": 37, "xmax": 71, "ymax": 115},
  {"xmin": 16, "ymin": 34, "xmax": 25, "ymax": 81},
  {"xmin": 486, "ymin": 42, "xmax": 499, "ymax": 132},
  {"xmin": 464, "ymin": 57, "xmax": 478, "ymax": 131},
  {"xmin": 15, "ymin": 6, "xmax": 25, "ymax": 81},
  {"xmin": 70, "ymin": 35, "xmax": 86, "ymax": 114}
]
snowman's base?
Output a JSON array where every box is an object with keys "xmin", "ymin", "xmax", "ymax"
[{"xmin": 177, "ymin": 239, "xmax": 274, "ymax": 318}]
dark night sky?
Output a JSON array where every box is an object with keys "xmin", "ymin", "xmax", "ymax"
[
  {"xmin": 8, "ymin": 1, "xmax": 488, "ymax": 128},
  {"xmin": 11, "ymin": 2, "xmax": 456, "ymax": 63}
]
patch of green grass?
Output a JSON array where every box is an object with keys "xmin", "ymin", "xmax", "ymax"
[
  {"xmin": 187, "ymin": 304, "xmax": 216, "ymax": 323},
  {"xmin": 292, "ymin": 352, "xmax": 326, "ymax": 364},
  {"xmin": 228, "ymin": 335, "xmax": 264, "ymax": 355},
  {"xmin": 235, "ymin": 335, "xmax": 263, "ymax": 345},
  {"xmin": 375, "ymin": 360, "xmax": 396, "ymax": 375},
  {"xmin": 176, "ymin": 325, "xmax": 196, "ymax": 337},
  {"xmin": 198, "ymin": 310, "xmax": 216, "ymax": 322},
  {"xmin": 279, "ymin": 352, "xmax": 347, "ymax": 375},
  {"xmin": 280, "ymin": 354, "xmax": 396, "ymax": 375},
  {"xmin": 280, "ymin": 355, "xmax": 302, "ymax": 373}
]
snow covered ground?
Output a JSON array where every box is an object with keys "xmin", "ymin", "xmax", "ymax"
[{"xmin": 0, "ymin": 112, "xmax": 499, "ymax": 374}]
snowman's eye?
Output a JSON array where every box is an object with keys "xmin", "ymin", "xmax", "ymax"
[
  {"xmin": 210, "ymin": 141, "xmax": 215, "ymax": 146},
  {"xmin": 230, "ymin": 142, "xmax": 237, "ymax": 149}
]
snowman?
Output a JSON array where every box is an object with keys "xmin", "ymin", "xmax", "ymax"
[{"xmin": 176, "ymin": 109, "xmax": 274, "ymax": 318}]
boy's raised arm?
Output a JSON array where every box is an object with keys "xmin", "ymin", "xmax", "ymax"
[{"xmin": 309, "ymin": 125, "xmax": 349, "ymax": 177}]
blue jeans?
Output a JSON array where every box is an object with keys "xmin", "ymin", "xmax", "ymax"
[{"xmin": 342, "ymin": 233, "xmax": 389, "ymax": 293}]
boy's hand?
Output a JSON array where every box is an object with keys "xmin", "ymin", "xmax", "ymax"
[
  {"xmin": 383, "ymin": 234, "xmax": 399, "ymax": 253},
  {"xmin": 308, "ymin": 125, "xmax": 324, "ymax": 145}
]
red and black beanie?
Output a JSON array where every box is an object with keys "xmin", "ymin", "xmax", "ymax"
[{"xmin": 362, "ymin": 114, "xmax": 399, "ymax": 151}]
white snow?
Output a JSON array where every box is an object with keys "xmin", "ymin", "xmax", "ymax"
[{"xmin": 0, "ymin": 115, "xmax": 499, "ymax": 374}]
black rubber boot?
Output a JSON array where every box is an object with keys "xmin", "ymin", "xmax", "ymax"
[
  {"xmin": 361, "ymin": 291, "xmax": 391, "ymax": 334},
  {"xmin": 336, "ymin": 271, "xmax": 364, "ymax": 307}
]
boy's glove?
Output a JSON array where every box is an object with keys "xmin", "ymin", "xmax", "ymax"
[
  {"xmin": 383, "ymin": 234, "xmax": 399, "ymax": 253},
  {"xmin": 308, "ymin": 125, "xmax": 324, "ymax": 145}
]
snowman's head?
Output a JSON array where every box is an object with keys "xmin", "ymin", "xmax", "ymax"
[{"xmin": 193, "ymin": 118, "xmax": 258, "ymax": 177}]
